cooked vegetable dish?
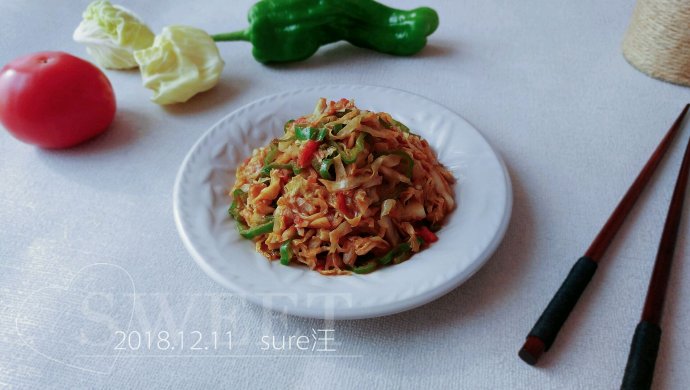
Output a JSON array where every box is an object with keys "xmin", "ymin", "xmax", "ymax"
[{"xmin": 229, "ymin": 98, "xmax": 455, "ymax": 274}]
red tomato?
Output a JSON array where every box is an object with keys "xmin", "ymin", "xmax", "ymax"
[{"xmin": 0, "ymin": 51, "xmax": 116, "ymax": 149}]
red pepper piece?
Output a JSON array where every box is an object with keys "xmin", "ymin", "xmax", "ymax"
[
  {"xmin": 417, "ymin": 226, "xmax": 438, "ymax": 244},
  {"xmin": 337, "ymin": 192, "xmax": 354, "ymax": 218},
  {"xmin": 298, "ymin": 140, "xmax": 320, "ymax": 168},
  {"xmin": 314, "ymin": 258, "xmax": 325, "ymax": 271}
]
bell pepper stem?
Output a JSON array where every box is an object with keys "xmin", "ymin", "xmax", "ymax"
[{"xmin": 212, "ymin": 30, "xmax": 250, "ymax": 42}]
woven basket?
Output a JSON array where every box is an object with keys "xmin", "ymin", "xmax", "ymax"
[{"xmin": 623, "ymin": 0, "xmax": 690, "ymax": 86}]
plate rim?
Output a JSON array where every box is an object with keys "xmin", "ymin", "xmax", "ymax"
[{"xmin": 173, "ymin": 83, "xmax": 513, "ymax": 319}]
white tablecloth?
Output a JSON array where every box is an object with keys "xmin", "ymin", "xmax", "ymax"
[{"xmin": 1, "ymin": 0, "xmax": 689, "ymax": 388}]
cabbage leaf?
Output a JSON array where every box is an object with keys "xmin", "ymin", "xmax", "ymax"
[
  {"xmin": 73, "ymin": 0, "xmax": 154, "ymax": 69},
  {"xmin": 133, "ymin": 26, "xmax": 225, "ymax": 105}
]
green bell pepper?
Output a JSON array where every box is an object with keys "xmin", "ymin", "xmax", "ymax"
[
  {"xmin": 310, "ymin": 145, "xmax": 337, "ymax": 179},
  {"xmin": 377, "ymin": 242, "xmax": 410, "ymax": 265},
  {"xmin": 295, "ymin": 126, "xmax": 328, "ymax": 141},
  {"xmin": 260, "ymin": 163, "xmax": 302, "ymax": 177},
  {"xmin": 284, "ymin": 119, "xmax": 295, "ymax": 132},
  {"xmin": 378, "ymin": 117, "xmax": 392, "ymax": 129},
  {"xmin": 263, "ymin": 142, "xmax": 279, "ymax": 165},
  {"xmin": 377, "ymin": 237, "xmax": 424, "ymax": 265},
  {"xmin": 230, "ymin": 189, "xmax": 274, "ymax": 239},
  {"xmin": 379, "ymin": 116, "xmax": 413, "ymax": 134},
  {"xmin": 318, "ymin": 158, "xmax": 334, "ymax": 180},
  {"xmin": 337, "ymin": 132, "xmax": 368, "ymax": 164},
  {"xmin": 280, "ymin": 239, "xmax": 293, "ymax": 265},
  {"xmin": 228, "ymin": 189, "xmax": 247, "ymax": 220},
  {"xmin": 310, "ymin": 156, "xmax": 334, "ymax": 180},
  {"xmin": 237, "ymin": 217, "xmax": 274, "ymax": 239},
  {"xmin": 212, "ymin": 0, "xmax": 439, "ymax": 63},
  {"xmin": 353, "ymin": 260, "xmax": 377, "ymax": 274},
  {"xmin": 332, "ymin": 123, "xmax": 346, "ymax": 134},
  {"xmin": 393, "ymin": 119, "xmax": 410, "ymax": 133}
]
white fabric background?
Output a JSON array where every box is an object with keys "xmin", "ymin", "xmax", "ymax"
[{"xmin": 1, "ymin": 0, "xmax": 689, "ymax": 388}]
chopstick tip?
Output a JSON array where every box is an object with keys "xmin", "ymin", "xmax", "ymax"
[{"xmin": 519, "ymin": 336, "xmax": 545, "ymax": 366}]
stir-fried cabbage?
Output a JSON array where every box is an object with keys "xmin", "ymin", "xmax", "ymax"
[{"xmin": 230, "ymin": 99, "xmax": 456, "ymax": 275}]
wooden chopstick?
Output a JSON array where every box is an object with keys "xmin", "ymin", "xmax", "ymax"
[
  {"xmin": 621, "ymin": 113, "xmax": 690, "ymax": 389},
  {"xmin": 519, "ymin": 104, "xmax": 690, "ymax": 365}
]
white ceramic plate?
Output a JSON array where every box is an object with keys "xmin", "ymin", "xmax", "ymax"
[{"xmin": 174, "ymin": 85, "xmax": 511, "ymax": 320}]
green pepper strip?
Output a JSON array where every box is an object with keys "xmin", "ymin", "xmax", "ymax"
[
  {"xmin": 377, "ymin": 243, "xmax": 411, "ymax": 265},
  {"xmin": 237, "ymin": 217, "xmax": 274, "ymax": 239},
  {"xmin": 280, "ymin": 240, "xmax": 293, "ymax": 265},
  {"xmin": 379, "ymin": 117, "xmax": 391, "ymax": 129},
  {"xmin": 284, "ymin": 119, "xmax": 295, "ymax": 133},
  {"xmin": 378, "ymin": 237, "xmax": 425, "ymax": 265},
  {"xmin": 228, "ymin": 189, "xmax": 246, "ymax": 220},
  {"xmin": 383, "ymin": 150, "xmax": 414, "ymax": 179},
  {"xmin": 315, "ymin": 128, "xmax": 328, "ymax": 141},
  {"xmin": 353, "ymin": 260, "xmax": 377, "ymax": 274},
  {"xmin": 295, "ymin": 126, "xmax": 314, "ymax": 140},
  {"xmin": 263, "ymin": 142, "xmax": 278, "ymax": 165},
  {"xmin": 332, "ymin": 123, "xmax": 346, "ymax": 135},
  {"xmin": 337, "ymin": 133, "xmax": 368, "ymax": 164},
  {"xmin": 260, "ymin": 163, "xmax": 302, "ymax": 177},
  {"xmin": 310, "ymin": 156, "xmax": 333, "ymax": 180},
  {"xmin": 318, "ymin": 158, "xmax": 334, "ymax": 180},
  {"xmin": 392, "ymin": 250, "xmax": 413, "ymax": 265},
  {"xmin": 295, "ymin": 126, "xmax": 328, "ymax": 141},
  {"xmin": 393, "ymin": 119, "xmax": 410, "ymax": 133}
]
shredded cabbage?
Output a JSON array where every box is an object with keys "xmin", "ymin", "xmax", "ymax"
[
  {"xmin": 133, "ymin": 26, "xmax": 224, "ymax": 105},
  {"xmin": 73, "ymin": 0, "xmax": 154, "ymax": 69},
  {"xmin": 230, "ymin": 99, "xmax": 456, "ymax": 275}
]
